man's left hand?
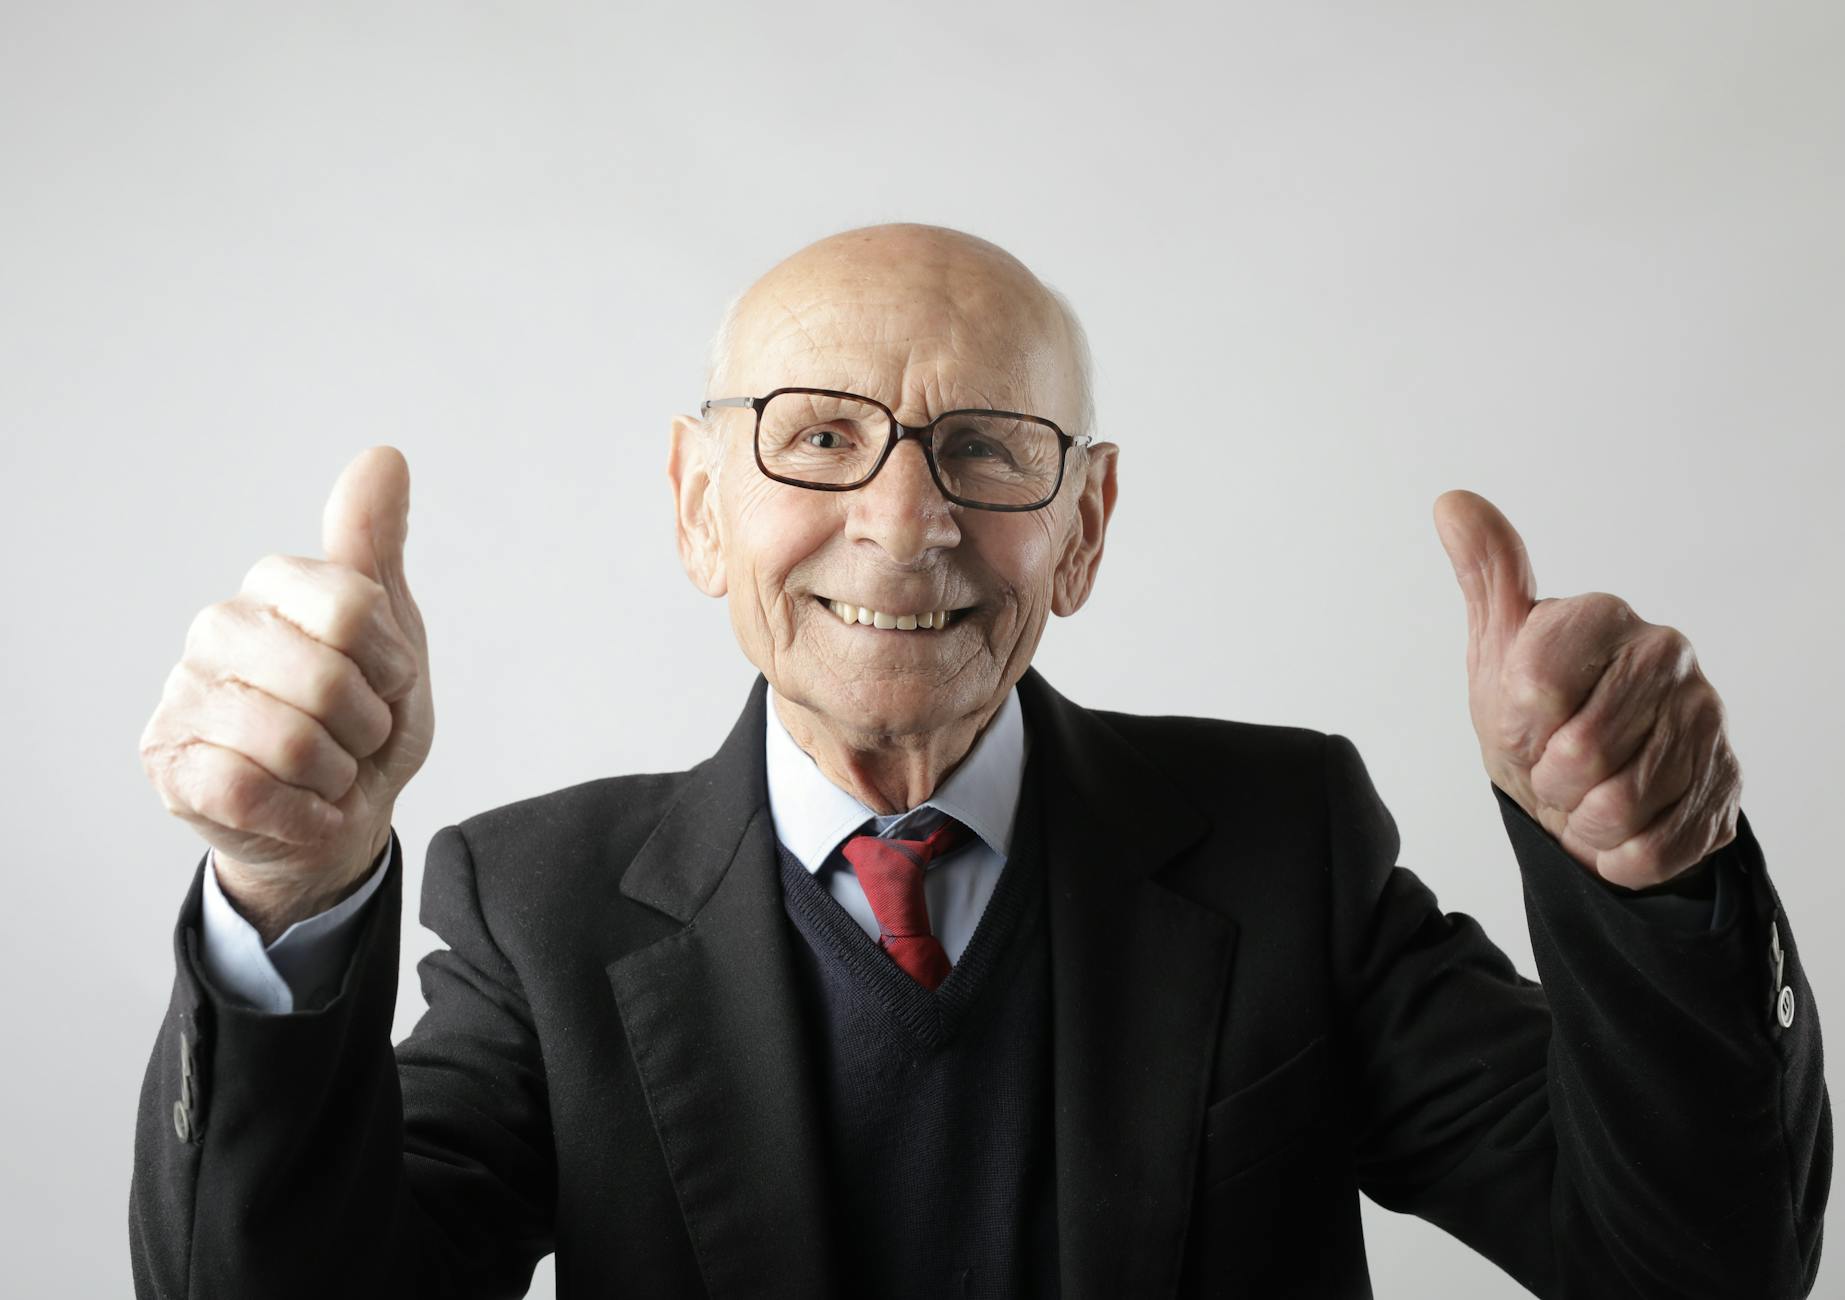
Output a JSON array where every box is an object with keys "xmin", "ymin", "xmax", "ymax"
[{"xmin": 1432, "ymin": 489, "xmax": 1742, "ymax": 891}]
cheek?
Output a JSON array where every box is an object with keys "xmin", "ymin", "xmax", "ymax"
[
  {"xmin": 978, "ymin": 514, "xmax": 1064, "ymax": 617},
  {"xmin": 723, "ymin": 485, "xmax": 837, "ymax": 629}
]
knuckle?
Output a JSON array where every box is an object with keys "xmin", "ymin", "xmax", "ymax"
[
  {"xmin": 246, "ymin": 598, "xmax": 293, "ymax": 644},
  {"xmin": 162, "ymin": 658, "xmax": 199, "ymax": 700},
  {"xmin": 328, "ymin": 744, "xmax": 360, "ymax": 792},
  {"xmin": 1493, "ymin": 719, "xmax": 1544, "ymax": 766},
  {"xmin": 326, "ymin": 576, "xmax": 386, "ymax": 645},
  {"xmin": 1544, "ymin": 724, "xmax": 1589, "ymax": 767},
  {"xmin": 1575, "ymin": 785, "xmax": 1627, "ymax": 839},
  {"xmin": 1622, "ymin": 848, "xmax": 1664, "ymax": 885},
  {"xmin": 141, "ymin": 674, "xmax": 207, "ymax": 776},
  {"xmin": 214, "ymin": 766, "xmax": 270, "ymax": 830},
  {"xmin": 1630, "ymin": 630, "xmax": 1677, "ymax": 678},
  {"xmin": 135, "ymin": 716, "xmax": 159, "ymax": 765},
  {"xmin": 1658, "ymin": 830, "xmax": 1704, "ymax": 882},
  {"xmin": 1604, "ymin": 833, "xmax": 1639, "ymax": 868},
  {"xmin": 144, "ymin": 680, "xmax": 180, "ymax": 737},
  {"xmin": 1720, "ymin": 743, "xmax": 1743, "ymax": 792},
  {"xmin": 1585, "ymin": 591, "xmax": 1637, "ymax": 625},
  {"xmin": 249, "ymin": 590, "xmax": 321, "ymax": 649},
  {"xmin": 161, "ymin": 741, "xmax": 219, "ymax": 816},
  {"xmin": 138, "ymin": 720, "xmax": 174, "ymax": 774},
  {"xmin": 301, "ymin": 652, "xmax": 354, "ymax": 718},
  {"xmin": 354, "ymin": 695, "xmax": 395, "ymax": 757},
  {"xmin": 1689, "ymin": 687, "xmax": 1726, "ymax": 736},
  {"xmin": 1503, "ymin": 664, "xmax": 1566, "ymax": 719},
  {"xmin": 1532, "ymin": 729, "xmax": 1593, "ymax": 805},
  {"xmin": 184, "ymin": 601, "xmax": 234, "ymax": 654},
  {"xmin": 240, "ymin": 552, "xmax": 293, "ymax": 593},
  {"xmin": 210, "ymin": 668, "xmax": 260, "ymax": 714},
  {"xmin": 138, "ymin": 732, "xmax": 181, "ymax": 794},
  {"xmin": 150, "ymin": 767, "xmax": 192, "ymax": 818},
  {"xmin": 390, "ymin": 653, "xmax": 420, "ymax": 697},
  {"xmin": 276, "ymin": 722, "xmax": 323, "ymax": 776},
  {"xmin": 1651, "ymin": 624, "xmax": 1694, "ymax": 671}
]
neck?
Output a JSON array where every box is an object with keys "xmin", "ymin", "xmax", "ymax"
[{"xmin": 772, "ymin": 690, "xmax": 1009, "ymax": 814}]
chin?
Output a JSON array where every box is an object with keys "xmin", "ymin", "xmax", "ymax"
[{"xmin": 790, "ymin": 672, "xmax": 979, "ymax": 739}]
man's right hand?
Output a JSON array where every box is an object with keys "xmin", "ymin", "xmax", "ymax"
[{"xmin": 139, "ymin": 446, "xmax": 434, "ymax": 943}]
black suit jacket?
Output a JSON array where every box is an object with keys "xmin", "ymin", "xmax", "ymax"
[{"xmin": 130, "ymin": 668, "xmax": 1829, "ymax": 1298}]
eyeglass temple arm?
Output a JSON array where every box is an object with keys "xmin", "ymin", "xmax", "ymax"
[{"xmin": 699, "ymin": 397, "xmax": 758, "ymax": 416}]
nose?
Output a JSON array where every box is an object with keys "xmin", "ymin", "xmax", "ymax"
[{"xmin": 842, "ymin": 437, "xmax": 962, "ymax": 566}]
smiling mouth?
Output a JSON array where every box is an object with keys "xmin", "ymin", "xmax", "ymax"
[{"xmin": 813, "ymin": 594, "xmax": 973, "ymax": 631}]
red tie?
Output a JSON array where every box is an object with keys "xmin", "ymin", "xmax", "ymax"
[{"xmin": 838, "ymin": 817, "xmax": 971, "ymax": 991}]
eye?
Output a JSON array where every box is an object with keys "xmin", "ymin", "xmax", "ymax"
[
  {"xmin": 804, "ymin": 429, "xmax": 846, "ymax": 449},
  {"xmin": 948, "ymin": 437, "xmax": 997, "ymax": 459}
]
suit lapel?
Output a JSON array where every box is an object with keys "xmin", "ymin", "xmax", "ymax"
[
  {"xmin": 606, "ymin": 676, "xmax": 838, "ymax": 1300},
  {"xmin": 1017, "ymin": 669, "xmax": 1240, "ymax": 1300}
]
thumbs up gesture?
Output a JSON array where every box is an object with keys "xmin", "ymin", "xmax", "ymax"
[
  {"xmin": 139, "ymin": 447, "xmax": 434, "ymax": 939},
  {"xmin": 1432, "ymin": 490, "xmax": 1740, "ymax": 891}
]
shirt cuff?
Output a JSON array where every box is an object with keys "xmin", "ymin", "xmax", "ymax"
[{"xmin": 198, "ymin": 836, "xmax": 396, "ymax": 1013}]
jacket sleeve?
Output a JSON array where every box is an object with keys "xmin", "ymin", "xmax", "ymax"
[
  {"xmin": 1324, "ymin": 732, "xmax": 1830, "ymax": 1299},
  {"xmin": 128, "ymin": 825, "xmax": 557, "ymax": 1299}
]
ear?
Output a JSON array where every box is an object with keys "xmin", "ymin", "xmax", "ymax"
[
  {"xmin": 1050, "ymin": 441, "xmax": 1119, "ymax": 617},
  {"xmin": 667, "ymin": 413, "xmax": 728, "ymax": 598}
]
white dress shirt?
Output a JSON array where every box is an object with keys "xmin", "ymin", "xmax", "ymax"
[
  {"xmin": 763, "ymin": 683, "xmax": 1027, "ymax": 964},
  {"xmin": 198, "ymin": 685, "xmax": 1028, "ymax": 1013}
]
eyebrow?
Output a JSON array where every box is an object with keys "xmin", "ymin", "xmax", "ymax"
[{"xmin": 769, "ymin": 382, "xmax": 1026, "ymax": 416}]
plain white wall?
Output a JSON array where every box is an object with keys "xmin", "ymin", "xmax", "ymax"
[{"xmin": 2, "ymin": 1, "xmax": 1838, "ymax": 1294}]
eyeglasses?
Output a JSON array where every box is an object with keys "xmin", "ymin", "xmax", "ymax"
[{"xmin": 699, "ymin": 386, "xmax": 1092, "ymax": 512}]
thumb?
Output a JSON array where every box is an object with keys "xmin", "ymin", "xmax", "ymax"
[
  {"xmin": 1433, "ymin": 489, "xmax": 1537, "ymax": 656},
  {"xmin": 322, "ymin": 445, "xmax": 416, "ymax": 618}
]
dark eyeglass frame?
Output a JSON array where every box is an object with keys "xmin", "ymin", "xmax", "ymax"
[{"xmin": 699, "ymin": 386, "xmax": 1092, "ymax": 513}]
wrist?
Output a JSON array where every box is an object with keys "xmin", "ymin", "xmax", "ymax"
[{"xmin": 214, "ymin": 829, "xmax": 391, "ymax": 946}]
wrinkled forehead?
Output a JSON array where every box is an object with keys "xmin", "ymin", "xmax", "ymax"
[{"xmin": 725, "ymin": 262, "xmax": 1078, "ymax": 425}]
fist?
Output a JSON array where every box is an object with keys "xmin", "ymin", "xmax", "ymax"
[
  {"xmin": 139, "ymin": 447, "xmax": 434, "ymax": 923},
  {"xmin": 1433, "ymin": 489, "xmax": 1741, "ymax": 891}
]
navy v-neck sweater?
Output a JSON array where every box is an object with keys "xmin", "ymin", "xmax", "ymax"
[{"xmin": 774, "ymin": 776, "xmax": 1060, "ymax": 1300}]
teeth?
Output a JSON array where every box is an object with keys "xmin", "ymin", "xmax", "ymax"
[{"xmin": 822, "ymin": 598, "xmax": 957, "ymax": 630}]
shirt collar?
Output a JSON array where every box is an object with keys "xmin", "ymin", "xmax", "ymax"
[{"xmin": 763, "ymin": 683, "xmax": 1028, "ymax": 875}]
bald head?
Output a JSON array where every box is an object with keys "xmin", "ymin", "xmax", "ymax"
[{"xmin": 703, "ymin": 223, "xmax": 1094, "ymax": 445}]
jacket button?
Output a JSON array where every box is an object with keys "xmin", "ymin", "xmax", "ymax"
[
  {"xmin": 176, "ymin": 1031, "xmax": 199, "ymax": 1141},
  {"xmin": 1777, "ymin": 985, "xmax": 1796, "ymax": 1028}
]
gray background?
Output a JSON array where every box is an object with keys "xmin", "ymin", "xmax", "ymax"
[{"xmin": 3, "ymin": 2, "xmax": 1839, "ymax": 1295}]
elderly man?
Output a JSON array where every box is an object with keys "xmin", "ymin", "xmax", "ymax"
[{"xmin": 131, "ymin": 224, "xmax": 1827, "ymax": 1298}]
